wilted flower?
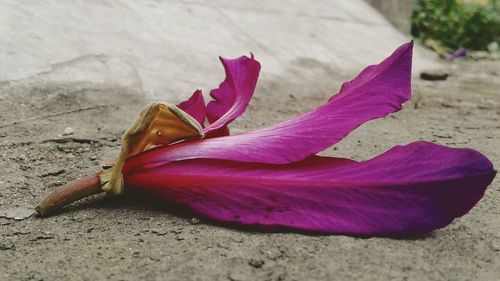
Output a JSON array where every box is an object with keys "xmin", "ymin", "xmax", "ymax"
[{"xmin": 38, "ymin": 42, "xmax": 495, "ymax": 237}]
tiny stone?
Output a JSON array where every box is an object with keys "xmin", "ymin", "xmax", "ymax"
[
  {"xmin": 100, "ymin": 161, "xmax": 115, "ymax": 169},
  {"xmin": 35, "ymin": 231, "xmax": 54, "ymax": 240},
  {"xmin": 0, "ymin": 207, "xmax": 35, "ymax": 220},
  {"xmin": 0, "ymin": 241, "xmax": 15, "ymax": 251},
  {"xmin": 150, "ymin": 228, "xmax": 168, "ymax": 236},
  {"xmin": 63, "ymin": 127, "xmax": 74, "ymax": 136},
  {"xmin": 190, "ymin": 217, "xmax": 200, "ymax": 224},
  {"xmin": 420, "ymin": 70, "xmax": 449, "ymax": 81},
  {"xmin": 90, "ymin": 155, "xmax": 97, "ymax": 161},
  {"xmin": 248, "ymin": 259, "xmax": 265, "ymax": 268},
  {"xmin": 41, "ymin": 168, "xmax": 65, "ymax": 178}
]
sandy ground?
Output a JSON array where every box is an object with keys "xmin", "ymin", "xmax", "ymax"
[{"xmin": 0, "ymin": 58, "xmax": 499, "ymax": 281}]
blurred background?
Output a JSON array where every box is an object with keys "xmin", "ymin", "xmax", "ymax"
[{"xmin": 411, "ymin": 0, "xmax": 499, "ymax": 57}]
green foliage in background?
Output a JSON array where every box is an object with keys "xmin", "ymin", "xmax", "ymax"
[{"xmin": 412, "ymin": 0, "xmax": 500, "ymax": 52}]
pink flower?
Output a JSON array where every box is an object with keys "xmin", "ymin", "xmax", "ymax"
[{"xmin": 122, "ymin": 42, "xmax": 495, "ymax": 237}]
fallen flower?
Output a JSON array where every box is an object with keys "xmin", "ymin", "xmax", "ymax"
[
  {"xmin": 37, "ymin": 42, "xmax": 496, "ymax": 237},
  {"xmin": 445, "ymin": 48, "xmax": 468, "ymax": 60}
]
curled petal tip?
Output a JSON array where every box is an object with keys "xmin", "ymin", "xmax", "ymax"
[
  {"xmin": 204, "ymin": 54, "xmax": 261, "ymax": 137},
  {"xmin": 128, "ymin": 42, "xmax": 414, "ymax": 169},
  {"xmin": 122, "ymin": 43, "xmax": 494, "ymax": 237},
  {"xmin": 177, "ymin": 90, "xmax": 207, "ymax": 127}
]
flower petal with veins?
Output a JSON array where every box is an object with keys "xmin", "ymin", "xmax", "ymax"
[
  {"xmin": 204, "ymin": 55, "xmax": 261, "ymax": 137},
  {"xmin": 124, "ymin": 42, "xmax": 413, "ymax": 173},
  {"xmin": 177, "ymin": 90, "xmax": 206, "ymax": 127},
  {"xmin": 125, "ymin": 142, "xmax": 495, "ymax": 236},
  {"xmin": 38, "ymin": 42, "xmax": 496, "ymax": 237}
]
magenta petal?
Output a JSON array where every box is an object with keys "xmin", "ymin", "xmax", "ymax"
[
  {"xmin": 124, "ymin": 142, "xmax": 495, "ymax": 236},
  {"xmin": 177, "ymin": 90, "xmax": 206, "ymax": 127},
  {"xmin": 124, "ymin": 42, "xmax": 413, "ymax": 170},
  {"xmin": 204, "ymin": 55, "xmax": 261, "ymax": 137}
]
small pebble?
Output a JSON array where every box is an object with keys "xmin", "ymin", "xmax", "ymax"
[
  {"xmin": 248, "ymin": 259, "xmax": 265, "ymax": 268},
  {"xmin": 63, "ymin": 127, "xmax": 74, "ymax": 136},
  {"xmin": 0, "ymin": 207, "xmax": 35, "ymax": 220},
  {"xmin": 41, "ymin": 169, "xmax": 65, "ymax": 178},
  {"xmin": 0, "ymin": 241, "xmax": 15, "ymax": 251},
  {"xmin": 420, "ymin": 70, "xmax": 449, "ymax": 81},
  {"xmin": 150, "ymin": 229, "xmax": 168, "ymax": 236},
  {"xmin": 35, "ymin": 231, "xmax": 54, "ymax": 240}
]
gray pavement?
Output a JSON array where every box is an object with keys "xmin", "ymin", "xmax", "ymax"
[{"xmin": 0, "ymin": 0, "xmax": 439, "ymax": 99}]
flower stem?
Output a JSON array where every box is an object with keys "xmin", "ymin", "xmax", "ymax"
[{"xmin": 36, "ymin": 173, "xmax": 104, "ymax": 217}]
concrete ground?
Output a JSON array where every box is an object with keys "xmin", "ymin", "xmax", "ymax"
[
  {"xmin": 1, "ymin": 1, "xmax": 499, "ymax": 281},
  {"xmin": 0, "ymin": 0, "xmax": 439, "ymax": 99}
]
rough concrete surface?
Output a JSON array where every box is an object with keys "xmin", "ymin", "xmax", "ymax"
[
  {"xmin": 366, "ymin": 0, "xmax": 412, "ymax": 34},
  {"xmin": 1, "ymin": 55, "xmax": 499, "ymax": 281},
  {"xmin": 1, "ymin": 1, "xmax": 499, "ymax": 281},
  {"xmin": 0, "ymin": 0, "xmax": 439, "ymax": 97}
]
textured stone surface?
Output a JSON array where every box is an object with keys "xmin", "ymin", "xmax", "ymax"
[
  {"xmin": 366, "ymin": 0, "xmax": 413, "ymax": 34},
  {"xmin": 0, "ymin": 0, "xmax": 439, "ymax": 99},
  {"xmin": 1, "ymin": 56, "xmax": 499, "ymax": 281}
]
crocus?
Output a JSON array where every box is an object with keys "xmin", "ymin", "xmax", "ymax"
[{"xmin": 38, "ymin": 42, "xmax": 496, "ymax": 237}]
